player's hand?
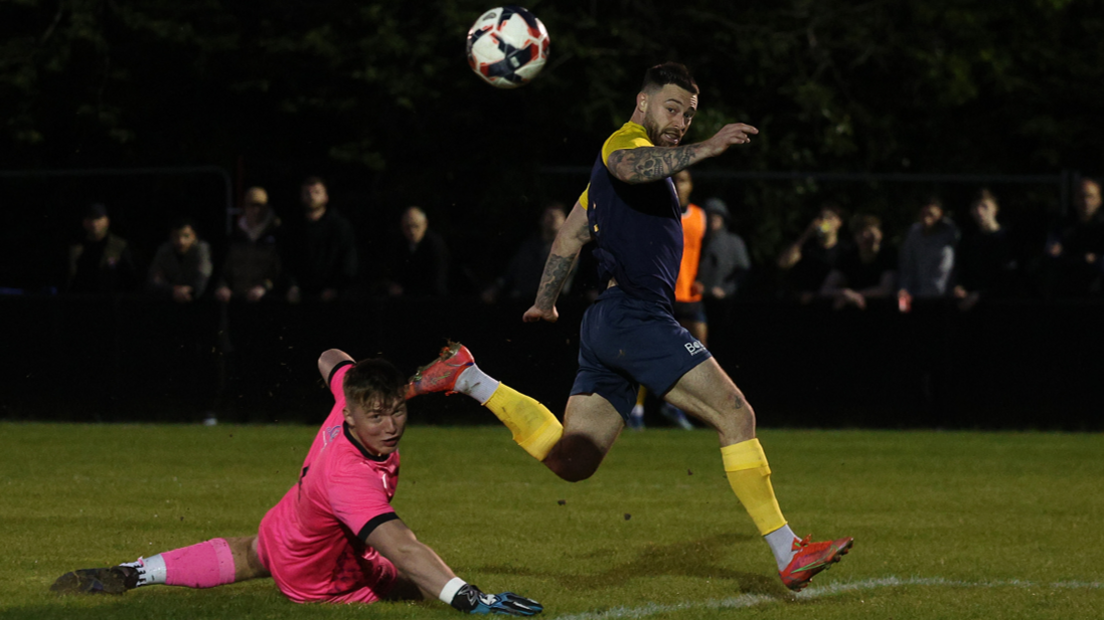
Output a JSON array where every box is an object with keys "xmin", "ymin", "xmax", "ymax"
[
  {"xmin": 701, "ymin": 123, "xmax": 758, "ymax": 158},
  {"xmin": 523, "ymin": 305, "xmax": 558, "ymax": 323},
  {"xmin": 450, "ymin": 584, "xmax": 543, "ymax": 616}
]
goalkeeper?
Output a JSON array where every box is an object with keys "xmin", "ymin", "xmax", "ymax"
[{"xmin": 50, "ymin": 350, "xmax": 541, "ymax": 616}]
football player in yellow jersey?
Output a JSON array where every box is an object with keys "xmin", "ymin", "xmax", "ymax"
[{"xmin": 411, "ymin": 63, "xmax": 852, "ymax": 592}]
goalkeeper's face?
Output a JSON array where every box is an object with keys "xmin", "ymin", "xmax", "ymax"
[{"xmin": 344, "ymin": 396, "xmax": 408, "ymax": 457}]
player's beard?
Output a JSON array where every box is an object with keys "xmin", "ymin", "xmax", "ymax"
[
  {"xmin": 642, "ymin": 115, "xmax": 679, "ymax": 147},
  {"xmin": 640, "ymin": 114, "xmax": 662, "ymax": 145}
]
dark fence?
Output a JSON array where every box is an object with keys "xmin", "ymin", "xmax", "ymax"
[{"xmin": 2, "ymin": 295, "xmax": 1099, "ymax": 430}]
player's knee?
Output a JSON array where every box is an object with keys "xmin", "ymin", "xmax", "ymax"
[
  {"xmin": 557, "ymin": 465, "xmax": 597, "ymax": 483},
  {"xmin": 738, "ymin": 400, "xmax": 755, "ymax": 423},
  {"xmin": 546, "ymin": 434, "xmax": 607, "ymax": 482},
  {"xmin": 706, "ymin": 392, "xmax": 754, "ymax": 433},
  {"xmin": 724, "ymin": 393, "xmax": 756, "ymax": 436},
  {"xmin": 548, "ymin": 455, "xmax": 600, "ymax": 482},
  {"xmin": 730, "ymin": 389, "xmax": 754, "ymax": 417}
]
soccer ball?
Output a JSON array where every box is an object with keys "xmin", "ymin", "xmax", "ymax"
[{"xmin": 466, "ymin": 6, "xmax": 550, "ymax": 89}]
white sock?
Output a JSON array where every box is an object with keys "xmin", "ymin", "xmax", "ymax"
[
  {"xmin": 123, "ymin": 555, "xmax": 167, "ymax": 586},
  {"xmin": 455, "ymin": 364, "xmax": 500, "ymax": 405},
  {"xmin": 438, "ymin": 576, "xmax": 467, "ymax": 604},
  {"xmin": 764, "ymin": 524, "xmax": 799, "ymax": 571}
]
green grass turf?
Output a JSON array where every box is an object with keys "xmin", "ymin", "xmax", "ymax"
[{"xmin": 1, "ymin": 422, "xmax": 1102, "ymax": 619}]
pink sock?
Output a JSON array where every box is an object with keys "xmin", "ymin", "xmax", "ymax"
[{"xmin": 162, "ymin": 538, "xmax": 236, "ymax": 588}]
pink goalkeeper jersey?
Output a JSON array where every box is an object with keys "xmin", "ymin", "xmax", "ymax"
[{"xmin": 258, "ymin": 362, "xmax": 401, "ymax": 603}]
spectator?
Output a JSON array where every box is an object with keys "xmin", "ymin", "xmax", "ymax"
[
  {"xmin": 897, "ymin": 197, "xmax": 958, "ymax": 309},
  {"xmin": 67, "ymin": 202, "xmax": 139, "ymax": 294},
  {"xmin": 953, "ymin": 188, "xmax": 1020, "ymax": 310},
  {"xmin": 670, "ymin": 170, "xmax": 709, "ymax": 342},
  {"xmin": 214, "ymin": 187, "xmax": 282, "ymax": 303},
  {"xmin": 482, "ymin": 202, "xmax": 573, "ymax": 303},
  {"xmin": 698, "ymin": 198, "xmax": 751, "ymax": 300},
  {"xmin": 281, "ymin": 176, "xmax": 358, "ymax": 303},
  {"xmin": 1045, "ymin": 177, "xmax": 1104, "ymax": 297},
  {"xmin": 820, "ymin": 214, "xmax": 896, "ymax": 310},
  {"xmin": 212, "ymin": 187, "xmax": 283, "ymax": 421},
  {"xmin": 777, "ymin": 203, "xmax": 847, "ymax": 302},
  {"xmin": 387, "ymin": 206, "xmax": 449, "ymax": 298},
  {"xmin": 148, "ymin": 217, "xmax": 213, "ymax": 303}
]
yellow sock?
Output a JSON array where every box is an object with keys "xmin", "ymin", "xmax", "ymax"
[
  {"xmin": 483, "ymin": 384, "xmax": 563, "ymax": 461},
  {"xmin": 635, "ymin": 386, "xmax": 647, "ymax": 406},
  {"xmin": 721, "ymin": 439, "xmax": 787, "ymax": 535}
]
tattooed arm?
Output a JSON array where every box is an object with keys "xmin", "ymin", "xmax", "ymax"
[
  {"xmin": 523, "ymin": 201, "xmax": 592, "ymax": 323},
  {"xmin": 605, "ymin": 122, "xmax": 759, "ymax": 184}
]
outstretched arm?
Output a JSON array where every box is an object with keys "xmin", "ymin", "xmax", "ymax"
[
  {"xmin": 605, "ymin": 123, "xmax": 758, "ymax": 184},
  {"xmin": 524, "ymin": 201, "xmax": 592, "ymax": 323},
  {"xmin": 367, "ymin": 519, "xmax": 455, "ymax": 600},
  {"xmin": 367, "ymin": 520, "xmax": 542, "ymax": 615}
]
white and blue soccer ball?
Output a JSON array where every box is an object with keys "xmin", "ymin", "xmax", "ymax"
[{"xmin": 466, "ymin": 6, "xmax": 550, "ymax": 89}]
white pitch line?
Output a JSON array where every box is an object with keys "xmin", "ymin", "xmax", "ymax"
[{"xmin": 551, "ymin": 576, "xmax": 1104, "ymax": 620}]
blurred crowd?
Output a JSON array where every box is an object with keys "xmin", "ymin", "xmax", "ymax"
[
  {"xmin": 60, "ymin": 174, "xmax": 1104, "ymax": 311},
  {"xmin": 33, "ymin": 172, "xmax": 1104, "ymax": 424},
  {"xmin": 775, "ymin": 177, "xmax": 1104, "ymax": 311}
]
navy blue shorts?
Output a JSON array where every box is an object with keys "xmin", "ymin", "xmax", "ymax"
[
  {"xmin": 673, "ymin": 301, "xmax": 707, "ymax": 324},
  {"xmin": 571, "ymin": 287, "xmax": 712, "ymax": 422}
]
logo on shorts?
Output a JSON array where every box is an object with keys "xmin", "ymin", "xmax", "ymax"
[{"xmin": 684, "ymin": 340, "xmax": 706, "ymax": 356}]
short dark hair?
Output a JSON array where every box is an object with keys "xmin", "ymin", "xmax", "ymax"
[
  {"xmin": 170, "ymin": 217, "xmax": 198, "ymax": 234},
  {"xmin": 850, "ymin": 214, "xmax": 881, "ymax": 233},
  {"xmin": 343, "ymin": 358, "xmax": 407, "ymax": 411},
  {"xmin": 820, "ymin": 202, "xmax": 844, "ymax": 219},
  {"xmin": 973, "ymin": 187, "xmax": 998, "ymax": 207},
  {"xmin": 302, "ymin": 175, "xmax": 327, "ymax": 189},
  {"xmin": 642, "ymin": 62, "xmax": 699, "ymax": 96},
  {"xmin": 84, "ymin": 202, "xmax": 108, "ymax": 219}
]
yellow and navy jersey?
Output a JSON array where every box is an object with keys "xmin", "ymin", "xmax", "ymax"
[{"xmin": 578, "ymin": 121, "xmax": 682, "ymax": 308}]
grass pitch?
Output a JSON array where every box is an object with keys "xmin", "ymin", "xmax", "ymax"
[{"xmin": 1, "ymin": 423, "xmax": 1102, "ymax": 619}]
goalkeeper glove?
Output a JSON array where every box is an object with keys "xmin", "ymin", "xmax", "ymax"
[{"xmin": 450, "ymin": 583, "xmax": 542, "ymax": 616}]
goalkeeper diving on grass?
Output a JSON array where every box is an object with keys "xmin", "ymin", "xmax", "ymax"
[
  {"xmin": 408, "ymin": 62, "xmax": 852, "ymax": 592},
  {"xmin": 51, "ymin": 351, "xmax": 541, "ymax": 616}
]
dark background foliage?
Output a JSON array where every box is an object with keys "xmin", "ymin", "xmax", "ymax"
[{"xmin": 2, "ymin": 0, "xmax": 1103, "ymax": 290}]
